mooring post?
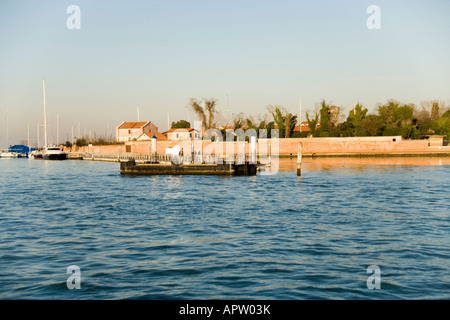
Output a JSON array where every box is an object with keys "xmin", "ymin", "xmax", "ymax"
[
  {"xmin": 268, "ymin": 142, "xmax": 271, "ymax": 167},
  {"xmin": 297, "ymin": 142, "xmax": 303, "ymax": 176},
  {"xmin": 151, "ymin": 134, "xmax": 158, "ymax": 162},
  {"xmin": 250, "ymin": 133, "xmax": 257, "ymax": 164}
]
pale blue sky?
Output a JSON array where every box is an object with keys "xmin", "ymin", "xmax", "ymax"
[{"xmin": 1, "ymin": 0, "xmax": 450, "ymax": 145}]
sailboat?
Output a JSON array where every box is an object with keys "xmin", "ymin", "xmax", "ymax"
[
  {"xmin": 0, "ymin": 109, "xmax": 18, "ymax": 158},
  {"xmin": 40, "ymin": 80, "xmax": 67, "ymax": 160}
]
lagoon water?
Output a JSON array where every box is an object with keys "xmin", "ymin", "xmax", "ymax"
[{"xmin": 0, "ymin": 157, "xmax": 449, "ymax": 299}]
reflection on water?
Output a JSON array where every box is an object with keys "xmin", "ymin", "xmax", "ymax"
[{"xmin": 271, "ymin": 157, "xmax": 450, "ymax": 172}]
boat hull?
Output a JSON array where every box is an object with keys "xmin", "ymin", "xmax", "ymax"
[{"xmin": 43, "ymin": 153, "xmax": 67, "ymax": 160}]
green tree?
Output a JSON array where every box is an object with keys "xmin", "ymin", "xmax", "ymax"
[
  {"xmin": 345, "ymin": 103, "xmax": 368, "ymax": 136},
  {"xmin": 361, "ymin": 115, "xmax": 383, "ymax": 136},
  {"xmin": 377, "ymin": 100, "xmax": 415, "ymax": 137},
  {"xmin": 269, "ymin": 106, "xmax": 286, "ymax": 138},
  {"xmin": 431, "ymin": 102, "xmax": 440, "ymax": 122},
  {"xmin": 318, "ymin": 100, "xmax": 331, "ymax": 136},
  {"xmin": 267, "ymin": 106, "xmax": 297, "ymax": 138},
  {"xmin": 431, "ymin": 110, "xmax": 450, "ymax": 138},
  {"xmin": 171, "ymin": 120, "xmax": 191, "ymax": 129},
  {"xmin": 75, "ymin": 138, "xmax": 87, "ymax": 146},
  {"xmin": 284, "ymin": 113, "xmax": 297, "ymax": 138},
  {"xmin": 265, "ymin": 121, "xmax": 275, "ymax": 138},
  {"xmin": 306, "ymin": 110, "xmax": 319, "ymax": 136}
]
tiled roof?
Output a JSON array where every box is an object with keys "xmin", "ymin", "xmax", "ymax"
[
  {"xmin": 118, "ymin": 121, "xmax": 150, "ymax": 129},
  {"xmin": 163, "ymin": 128, "xmax": 195, "ymax": 134},
  {"xmin": 138, "ymin": 132, "xmax": 168, "ymax": 140}
]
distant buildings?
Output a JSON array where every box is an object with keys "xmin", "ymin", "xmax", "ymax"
[
  {"xmin": 136, "ymin": 132, "xmax": 168, "ymax": 141},
  {"xmin": 116, "ymin": 121, "xmax": 158, "ymax": 142},
  {"xmin": 293, "ymin": 121, "xmax": 317, "ymax": 133},
  {"xmin": 163, "ymin": 128, "xmax": 200, "ymax": 141}
]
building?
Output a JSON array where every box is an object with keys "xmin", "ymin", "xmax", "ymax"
[
  {"xmin": 116, "ymin": 121, "xmax": 158, "ymax": 142},
  {"xmin": 136, "ymin": 132, "xmax": 169, "ymax": 141},
  {"xmin": 163, "ymin": 128, "xmax": 200, "ymax": 141}
]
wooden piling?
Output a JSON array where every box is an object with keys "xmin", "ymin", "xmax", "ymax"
[{"xmin": 297, "ymin": 142, "xmax": 303, "ymax": 176}]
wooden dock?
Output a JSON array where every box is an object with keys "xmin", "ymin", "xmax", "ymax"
[{"xmin": 120, "ymin": 159, "xmax": 258, "ymax": 176}]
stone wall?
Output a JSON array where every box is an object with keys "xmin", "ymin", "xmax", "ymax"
[{"xmin": 68, "ymin": 136, "xmax": 450, "ymax": 156}]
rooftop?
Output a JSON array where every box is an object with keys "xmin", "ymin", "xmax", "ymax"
[{"xmin": 117, "ymin": 121, "xmax": 150, "ymax": 129}]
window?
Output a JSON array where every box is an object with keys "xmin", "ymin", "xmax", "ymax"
[
  {"xmin": 128, "ymin": 130, "xmax": 131, "ymax": 134},
  {"xmin": 176, "ymin": 133, "xmax": 179, "ymax": 139}
]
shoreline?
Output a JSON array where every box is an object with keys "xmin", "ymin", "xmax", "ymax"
[{"xmin": 278, "ymin": 152, "xmax": 450, "ymax": 158}]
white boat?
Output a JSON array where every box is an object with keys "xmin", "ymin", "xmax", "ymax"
[
  {"xmin": 0, "ymin": 151, "xmax": 18, "ymax": 158},
  {"xmin": 29, "ymin": 150, "xmax": 43, "ymax": 159},
  {"xmin": 43, "ymin": 147, "xmax": 67, "ymax": 160}
]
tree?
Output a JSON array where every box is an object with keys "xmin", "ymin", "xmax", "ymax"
[
  {"xmin": 431, "ymin": 110, "xmax": 450, "ymax": 138},
  {"xmin": 266, "ymin": 106, "xmax": 297, "ymax": 138},
  {"xmin": 268, "ymin": 106, "xmax": 286, "ymax": 138},
  {"xmin": 188, "ymin": 98, "xmax": 218, "ymax": 132},
  {"xmin": 284, "ymin": 113, "xmax": 297, "ymax": 138},
  {"xmin": 377, "ymin": 100, "xmax": 415, "ymax": 137},
  {"xmin": 361, "ymin": 115, "xmax": 383, "ymax": 136},
  {"xmin": 345, "ymin": 103, "xmax": 368, "ymax": 136},
  {"xmin": 171, "ymin": 120, "xmax": 191, "ymax": 129},
  {"xmin": 306, "ymin": 110, "xmax": 319, "ymax": 136},
  {"xmin": 431, "ymin": 102, "xmax": 441, "ymax": 122},
  {"xmin": 318, "ymin": 100, "xmax": 331, "ymax": 136},
  {"xmin": 232, "ymin": 112, "xmax": 245, "ymax": 130},
  {"xmin": 265, "ymin": 121, "xmax": 275, "ymax": 138},
  {"xmin": 75, "ymin": 138, "xmax": 87, "ymax": 146}
]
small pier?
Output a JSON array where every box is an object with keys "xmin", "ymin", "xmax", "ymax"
[{"xmin": 120, "ymin": 159, "xmax": 258, "ymax": 176}]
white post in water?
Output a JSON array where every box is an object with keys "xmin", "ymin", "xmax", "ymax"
[
  {"xmin": 268, "ymin": 142, "xmax": 272, "ymax": 167},
  {"xmin": 200, "ymin": 140, "xmax": 203, "ymax": 164},
  {"xmin": 151, "ymin": 134, "xmax": 157, "ymax": 156},
  {"xmin": 250, "ymin": 133, "xmax": 257, "ymax": 164},
  {"xmin": 297, "ymin": 142, "xmax": 303, "ymax": 176}
]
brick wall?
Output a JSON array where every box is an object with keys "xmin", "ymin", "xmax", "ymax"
[{"xmin": 68, "ymin": 136, "xmax": 449, "ymax": 156}]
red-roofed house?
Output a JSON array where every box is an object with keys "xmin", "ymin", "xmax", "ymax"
[
  {"xmin": 116, "ymin": 121, "xmax": 158, "ymax": 142},
  {"xmin": 163, "ymin": 128, "xmax": 200, "ymax": 141},
  {"xmin": 293, "ymin": 121, "xmax": 321, "ymax": 132},
  {"xmin": 136, "ymin": 132, "xmax": 168, "ymax": 141}
]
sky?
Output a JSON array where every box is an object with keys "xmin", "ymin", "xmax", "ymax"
[{"xmin": 1, "ymin": 0, "xmax": 450, "ymax": 146}]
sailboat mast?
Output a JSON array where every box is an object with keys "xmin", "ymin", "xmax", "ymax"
[
  {"xmin": 43, "ymin": 80, "xmax": 48, "ymax": 148},
  {"xmin": 56, "ymin": 114, "xmax": 59, "ymax": 146},
  {"xmin": 6, "ymin": 109, "xmax": 9, "ymax": 148},
  {"xmin": 27, "ymin": 123, "xmax": 30, "ymax": 155}
]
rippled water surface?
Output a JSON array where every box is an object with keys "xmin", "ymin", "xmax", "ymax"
[{"xmin": 0, "ymin": 158, "xmax": 449, "ymax": 299}]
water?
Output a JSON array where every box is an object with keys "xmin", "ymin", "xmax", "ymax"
[{"xmin": 0, "ymin": 158, "xmax": 449, "ymax": 300}]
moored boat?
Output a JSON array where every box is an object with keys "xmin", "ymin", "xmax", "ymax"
[
  {"xmin": 43, "ymin": 147, "xmax": 67, "ymax": 160},
  {"xmin": 0, "ymin": 151, "xmax": 18, "ymax": 158}
]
